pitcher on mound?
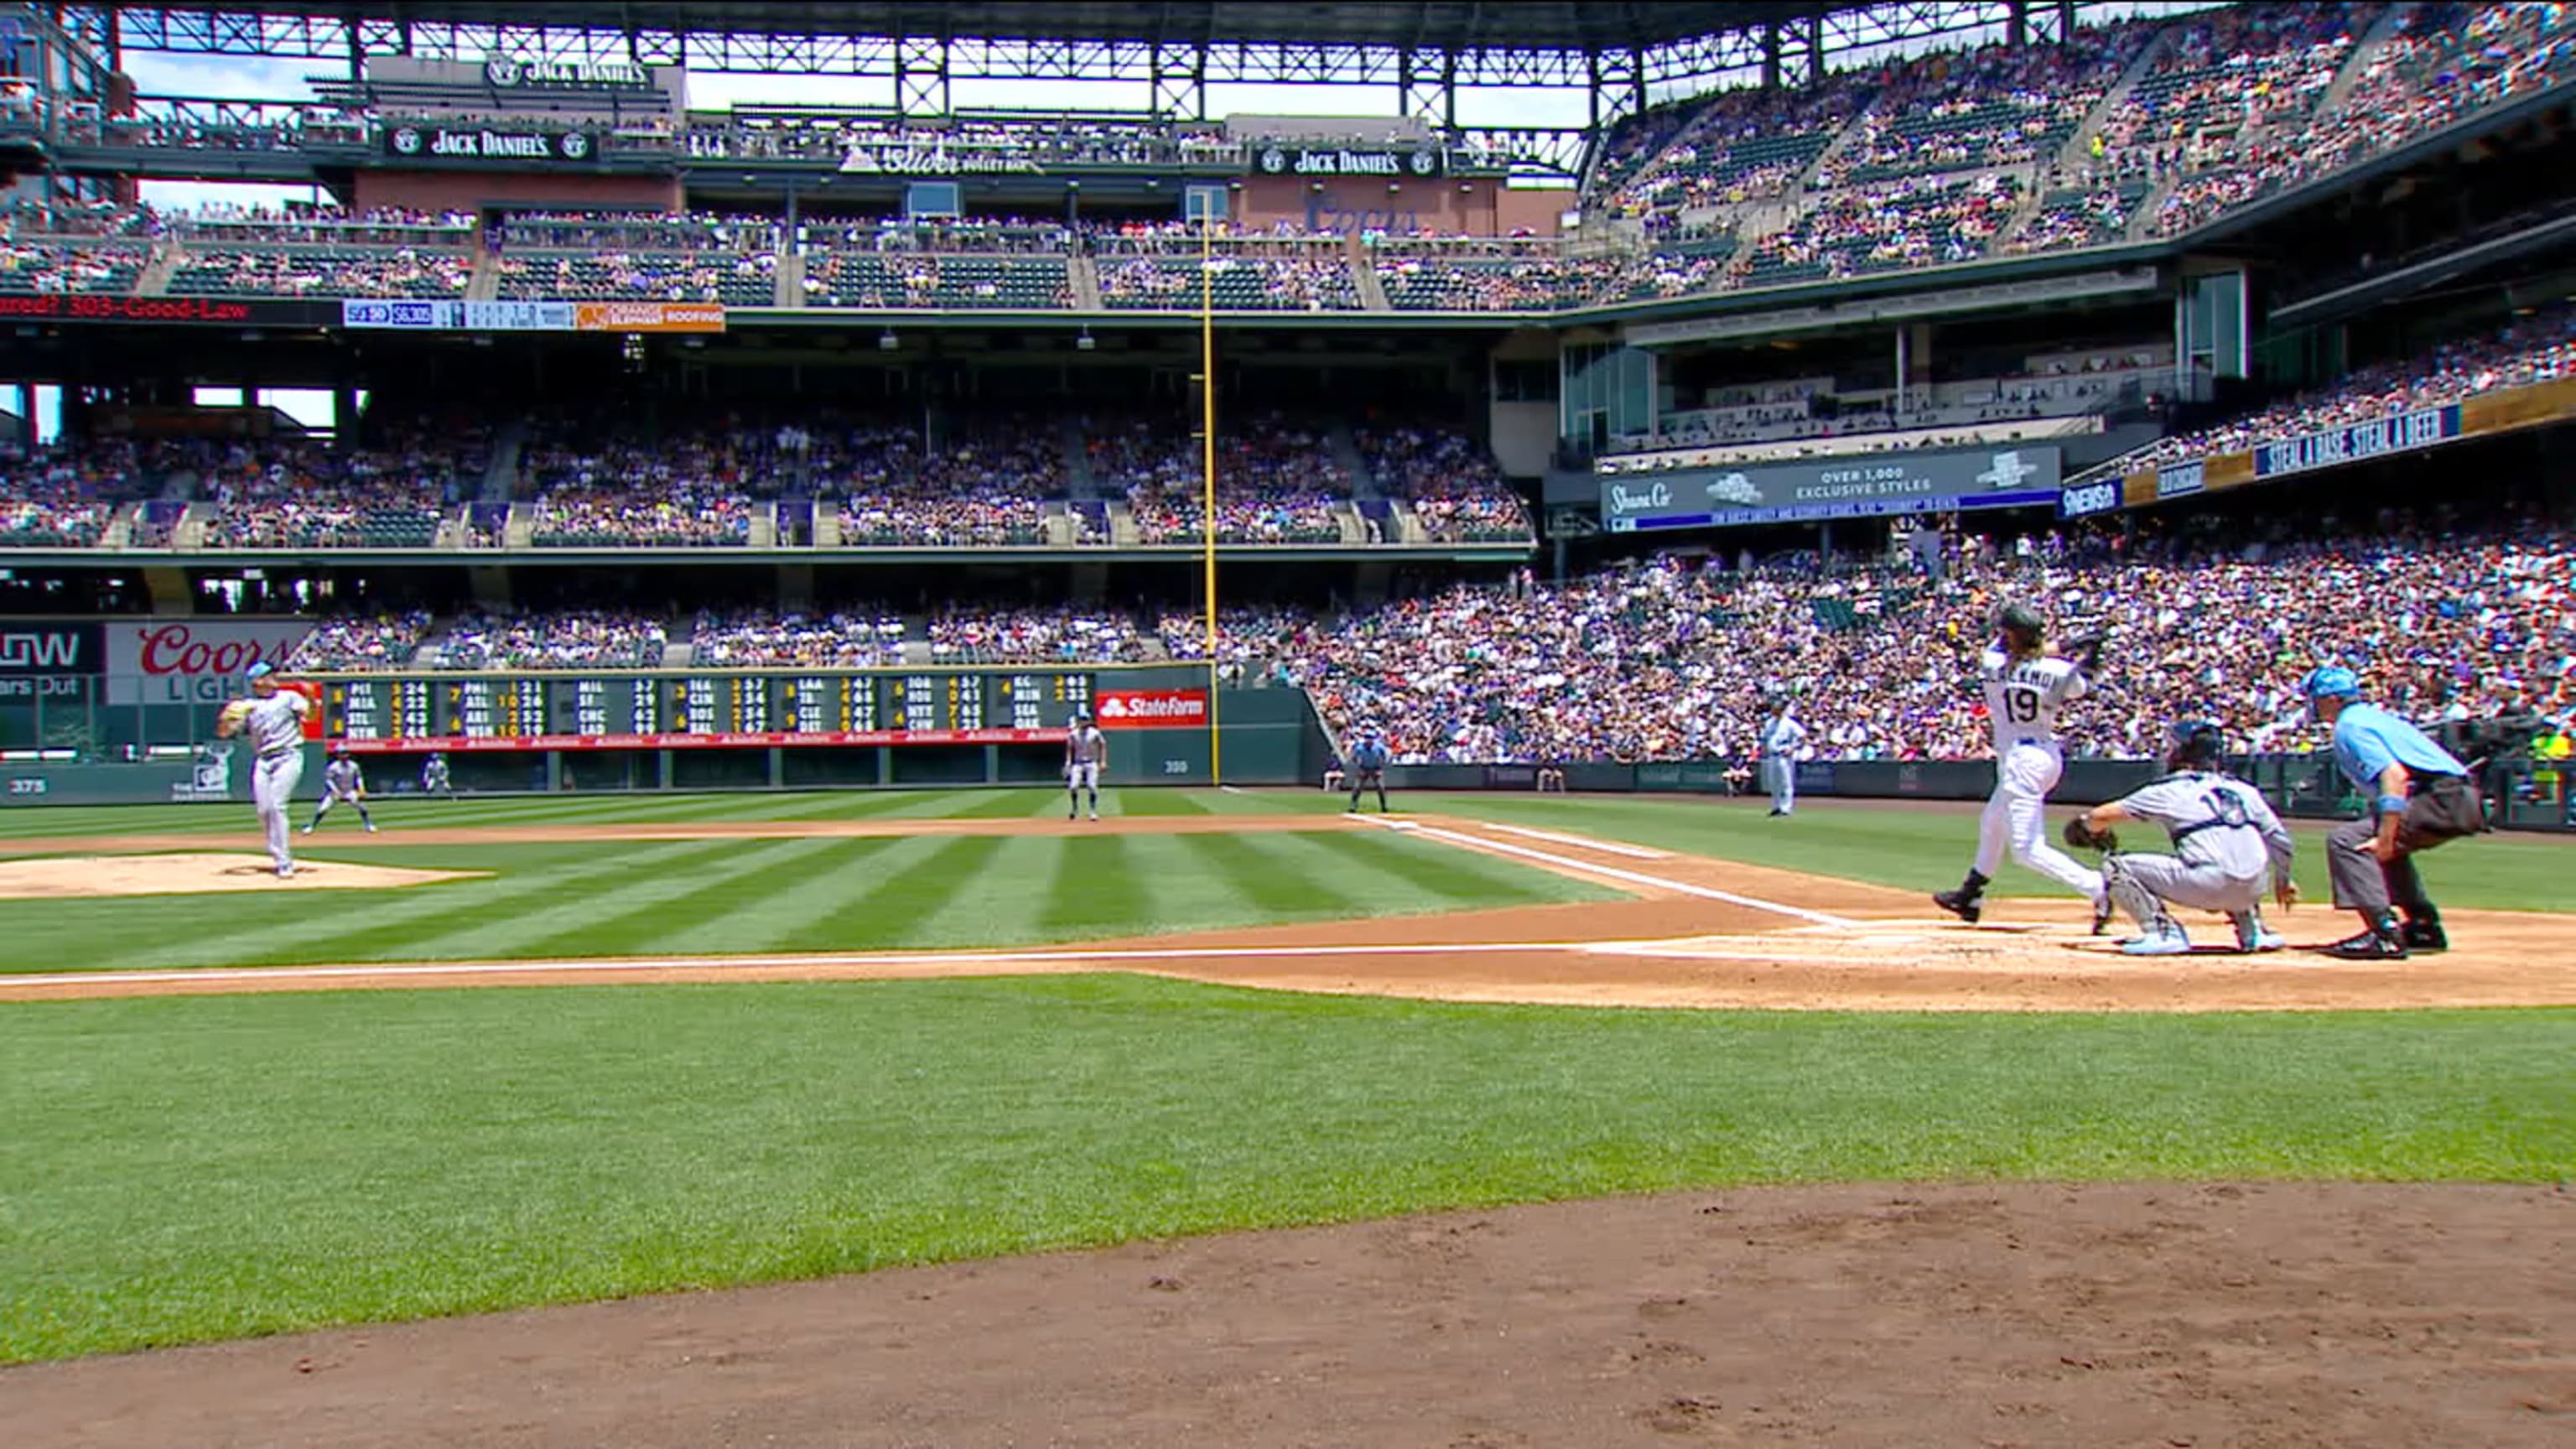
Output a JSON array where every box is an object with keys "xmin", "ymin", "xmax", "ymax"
[{"xmin": 1932, "ymin": 602, "xmax": 2112, "ymax": 930}]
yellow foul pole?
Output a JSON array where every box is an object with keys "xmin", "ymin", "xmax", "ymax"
[{"xmin": 1200, "ymin": 212, "xmax": 1221, "ymax": 785}]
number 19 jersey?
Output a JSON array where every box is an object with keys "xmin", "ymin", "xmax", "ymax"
[{"xmin": 1981, "ymin": 647, "xmax": 2084, "ymax": 752}]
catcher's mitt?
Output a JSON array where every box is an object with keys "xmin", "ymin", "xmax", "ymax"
[{"xmin": 2062, "ymin": 814, "xmax": 2118, "ymax": 853}]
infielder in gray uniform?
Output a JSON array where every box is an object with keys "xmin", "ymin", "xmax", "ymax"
[
  {"xmin": 216, "ymin": 662, "xmax": 314, "ymax": 878},
  {"xmin": 1759, "ymin": 699, "xmax": 1805, "ymax": 818},
  {"xmin": 1063, "ymin": 709, "xmax": 1106, "ymax": 821},
  {"xmin": 304, "ymin": 748, "xmax": 377, "ymax": 834},
  {"xmin": 421, "ymin": 752, "xmax": 454, "ymax": 798},
  {"xmin": 2069, "ymin": 720, "xmax": 2296, "ymax": 957}
]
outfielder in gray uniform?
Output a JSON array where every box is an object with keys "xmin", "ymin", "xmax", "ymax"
[
  {"xmin": 2072, "ymin": 720, "xmax": 2296, "ymax": 957},
  {"xmin": 216, "ymin": 662, "xmax": 314, "ymax": 878},
  {"xmin": 1759, "ymin": 701, "xmax": 1805, "ymax": 818},
  {"xmin": 304, "ymin": 749, "xmax": 377, "ymax": 834}
]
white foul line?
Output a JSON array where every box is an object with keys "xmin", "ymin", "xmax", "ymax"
[
  {"xmin": 1367, "ymin": 817, "xmax": 1853, "ymax": 928},
  {"xmin": 1477, "ymin": 822, "xmax": 1669, "ymax": 860}
]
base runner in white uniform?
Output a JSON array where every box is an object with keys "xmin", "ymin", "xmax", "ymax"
[
  {"xmin": 1063, "ymin": 709, "xmax": 1106, "ymax": 822},
  {"xmin": 216, "ymin": 662, "xmax": 314, "ymax": 878},
  {"xmin": 2071, "ymin": 720, "xmax": 2296, "ymax": 956},
  {"xmin": 1933, "ymin": 602, "xmax": 2111, "ymax": 928}
]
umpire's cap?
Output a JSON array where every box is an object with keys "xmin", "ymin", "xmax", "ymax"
[
  {"xmin": 2302, "ymin": 665, "xmax": 2363, "ymax": 702},
  {"xmin": 2166, "ymin": 719, "xmax": 2225, "ymax": 771}
]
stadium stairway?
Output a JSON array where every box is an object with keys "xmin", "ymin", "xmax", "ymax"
[
  {"xmin": 1107, "ymin": 501, "xmax": 1139, "ymax": 547},
  {"xmin": 1068, "ymin": 256, "xmax": 1104, "ymax": 310},
  {"xmin": 1388, "ymin": 500, "xmax": 1427, "ymax": 544},
  {"xmin": 100, "ymin": 505, "xmax": 138, "ymax": 550},
  {"xmin": 1348, "ymin": 236, "xmax": 1392, "ymax": 311},
  {"xmin": 2320, "ymin": 2, "xmax": 2423, "ymax": 117},
  {"xmin": 2053, "ymin": 21, "xmax": 2178, "ymax": 174},
  {"xmin": 1327, "ymin": 423, "xmax": 1380, "ymax": 498},
  {"xmin": 1059, "ymin": 416, "xmax": 1097, "ymax": 497},
  {"xmin": 479, "ymin": 421, "xmax": 527, "ymax": 502},
  {"xmin": 433, "ymin": 507, "xmax": 470, "ymax": 548},
  {"xmin": 814, "ymin": 500, "xmax": 844, "ymax": 547},
  {"xmin": 134, "ymin": 244, "xmax": 180, "ymax": 297},
  {"xmin": 465, "ymin": 248, "xmax": 500, "ymax": 302},
  {"xmin": 773, "ymin": 249, "xmax": 805, "ymax": 307},
  {"xmin": 502, "ymin": 503, "xmax": 534, "ymax": 549},
  {"xmin": 747, "ymin": 503, "xmax": 777, "ymax": 548}
]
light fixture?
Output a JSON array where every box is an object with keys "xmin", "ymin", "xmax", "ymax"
[
  {"xmin": 1076, "ymin": 327, "xmax": 1095, "ymax": 351},
  {"xmin": 877, "ymin": 329, "xmax": 898, "ymax": 351}
]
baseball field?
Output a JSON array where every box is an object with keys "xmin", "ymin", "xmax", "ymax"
[{"xmin": 3, "ymin": 787, "xmax": 2571, "ymax": 1446}]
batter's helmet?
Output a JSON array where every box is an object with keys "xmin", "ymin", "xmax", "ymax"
[
  {"xmin": 2303, "ymin": 666, "xmax": 2362, "ymax": 703},
  {"xmin": 1072, "ymin": 709, "xmax": 1090, "ymax": 724},
  {"xmin": 2165, "ymin": 719, "xmax": 2225, "ymax": 772},
  {"xmin": 1996, "ymin": 601, "xmax": 2045, "ymax": 650}
]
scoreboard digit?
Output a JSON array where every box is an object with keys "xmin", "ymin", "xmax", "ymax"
[
  {"xmin": 843, "ymin": 676, "xmax": 879, "ymax": 732},
  {"xmin": 995, "ymin": 673, "xmax": 1093, "ymax": 730},
  {"xmin": 891, "ymin": 673, "xmax": 944, "ymax": 733}
]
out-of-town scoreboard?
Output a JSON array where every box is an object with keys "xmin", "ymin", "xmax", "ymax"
[{"xmin": 315, "ymin": 669, "xmax": 1095, "ymax": 750}]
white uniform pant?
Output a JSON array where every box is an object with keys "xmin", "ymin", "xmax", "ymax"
[
  {"xmin": 1976, "ymin": 740, "xmax": 2102, "ymax": 901},
  {"xmin": 1762, "ymin": 758, "xmax": 1794, "ymax": 813},
  {"xmin": 252, "ymin": 749, "xmax": 304, "ymax": 870},
  {"xmin": 2104, "ymin": 852, "xmax": 2264, "ymax": 932},
  {"xmin": 1067, "ymin": 761, "xmax": 1100, "ymax": 792}
]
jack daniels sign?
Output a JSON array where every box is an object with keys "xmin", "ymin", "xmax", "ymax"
[
  {"xmin": 1250, "ymin": 146, "xmax": 1446, "ymax": 179},
  {"xmin": 383, "ymin": 124, "xmax": 599, "ymax": 164}
]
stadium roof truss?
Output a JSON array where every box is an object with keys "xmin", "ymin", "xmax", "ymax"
[{"xmin": 80, "ymin": 1, "xmax": 2117, "ymax": 177}]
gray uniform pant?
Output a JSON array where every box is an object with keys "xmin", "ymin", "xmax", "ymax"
[
  {"xmin": 252, "ymin": 749, "xmax": 304, "ymax": 871},
  {"xmin": 2103, "ymin": 851, "xmax": 2262, "ymax": 932},
  {"xmin": 1762, "ymin": 758, "xmax": 1794, "ymax": 812},
  {"xmin": 2324, "ymin": 773, "xmax": 2484, "ymax": 917}
]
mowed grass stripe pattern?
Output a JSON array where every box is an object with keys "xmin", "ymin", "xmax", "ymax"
[
  {"xmin": 0, "ymin": 829, "xmax": 1615, "ymax": 974},
  {"xmin": 3, "ymin": 979, "xmax": 2568, "ymax": 1362}
]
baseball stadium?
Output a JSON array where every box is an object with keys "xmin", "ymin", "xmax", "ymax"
[{"xmin": 1, "ymin": 0, "xmax": 2573, "ymax": 1442}]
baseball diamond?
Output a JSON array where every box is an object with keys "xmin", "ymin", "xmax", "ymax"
[{"xmin": 8, "ymin": 0, "xmax": 2576, "ymax": 1442}]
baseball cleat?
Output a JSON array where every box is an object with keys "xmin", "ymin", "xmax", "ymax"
[
  {"xmin": 2230, "ymin": 912, "xmax": 2285, "ymax": 953},
  {"xmin": 2324, "ymin": 930, "xmax": 2407, "ymax": 961},
  {"xmin": 2090, "ymin": 896, "xmax": 2114, "ymax": 937},
  {"xmin": 2120, "ymin": 928, "xmax": 2191, "ymax": 957},
  {"xmin": 299, "ymin": 824, "xmax": 314, "ymax": 834},
  {"xmin": 366, "ymin": 823, "xmax": 378, "ymax": 833},
  {"xmin": 275, "ymin": 863, "xmax": 295, "ymax": 879},
  {"xmin": 1931, "ymin": 889, "xmax": 1981, "ymax": 924},
  {"xmin": 2401, "ymin": 919, "xmax": 2447, "ymax": 953}
]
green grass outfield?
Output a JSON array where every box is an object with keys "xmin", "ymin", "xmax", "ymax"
[{"xmin": 1, "ymin": 788, "xmax": 2570, "ymax": 1363}]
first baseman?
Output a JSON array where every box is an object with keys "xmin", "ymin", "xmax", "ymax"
[
  {"xmin": 2303, "ymin": 666, "xmax": 2485, "ymax": 959},
  {"xmin": 1933, "ymin": 602, "xmax": 2112, "ymax": 930},
  {"xmin": 421, "ymin": 751, "xmax": 454, "ymax": 798},
  {"xmin": 215, "ymin": 662, "xmax": 313, "ymax": 879},
  {"xmin": 304, "ymin": 748, "xmax": 377, "ymax": 834},
  {"xmin": 2070, "ymin": 720, "xmax": 2294, "ymax": 956},
  {"xmin": 1063, "ymin": 709, "xmax": 1106, "ymax": 821}
]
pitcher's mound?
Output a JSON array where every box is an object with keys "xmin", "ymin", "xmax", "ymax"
[{"xmin": 0, "ymin": 854, "xmax": 482, "ymax": 900}]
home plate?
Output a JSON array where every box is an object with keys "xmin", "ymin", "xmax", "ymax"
[{"xmin": 0, "ymin": 854, "xmax": 483, "ymax": 900}]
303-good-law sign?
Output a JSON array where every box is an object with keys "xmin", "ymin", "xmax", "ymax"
[{"xmin": 1094, "ymin": 689, "xmax": 1208, "ymax": 728}]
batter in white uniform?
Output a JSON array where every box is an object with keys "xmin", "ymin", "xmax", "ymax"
[
  {"xmin": 1063, "ymin": 709, "xmax": 1106, "ymax": 821},
  {"xmin": 1932, "ymin": 602, "xmax": 2111, "ymax": 927},
  {"xmin": 216, "ymin": 662, "xmax": 314, "ymax": 878}
]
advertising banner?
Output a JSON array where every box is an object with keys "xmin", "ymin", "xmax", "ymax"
[
  {"xmin": 1602, "ymin": 445, "xmax": 2063, "ymax": 532},
  {"xmin": 0, "ymin": 294, "xmax": 339, "ymax": 326},
  {"xmin": 384, "ymin": 123, "xmax": 598, "ymax": 164},
  {"xmin": 2059, "ymin": 475, "xmax": 2122, "ymax": 520},
  {"xmin": 1094, "ymin": 689, "xmax": 1209, "ymax": 729},
  {"xmin": 0, "ymin": 622, "xmax": 100, "ymax": 678},
  {"xmin": 335, "ymin": 728, "xmax": 1062, "ymax": 753},
  {"xmin": 573, "ymin": 301, "xmax": 726, "ymax": 334},
  {"xmin": 2251, "ymin": 405, "xmax": 2460, "ymax": 479},
  {"xmin": 106, "ymin": 620, "xmax": 314, "ymax": 705},
  {"xmin": 838, "ymin": 142, "xmax": 1042, "ymax": 176},
  {"xmin": 1250, "ymin": 146, "xmax": 1445, "ymax": 179}
]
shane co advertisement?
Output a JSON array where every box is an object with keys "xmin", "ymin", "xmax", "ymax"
[{"xmin": 1599, "ymin": 445, "xmax": 2064, "ymax": 532}]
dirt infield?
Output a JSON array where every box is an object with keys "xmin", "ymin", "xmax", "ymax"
[
  {"xmin": 4, "ymin": 812, "xmax": 2572, "ymax": 1444},
  {"xmin": 0, "ymin": 853, "xmax": 480, "ymax": 900}
]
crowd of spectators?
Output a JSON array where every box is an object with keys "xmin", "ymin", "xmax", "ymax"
[
  {"xmin": 1812, "ymin": 29, "xmax": 2150, "ymax": 190},
  {"xmin": 439, "ymin": 610, "xmax": 671, "ymax": 669},
  {"xmin": 1738, "ymin": 173, "xmax": 2025, "ymax": 283},
  {"xmin": 520, "ymin": 421, "xmax": 761, "ymax": 547},
  {"xmin": 285, "ymin": 610, "xmax": 437, "ymax": 671},
  {"xmin": 689, "ymin": 608, "xmax": 907, "ymax": 667},
  {"xmin": 1176, "ymin": 506, "xmax": 2571, "ymax": 765},
  {"xmin": 0, "ymin": 440, "xmax": 153, "ymax": 545},
  {"xmin": 1354, "ymin": 424, "xmax": 1531, "ymax": 542},
  {"xmin": 832, "ymin": 413, "xmax": 1057, "ymax": 546},
  {"xmin": 925, "ymin": 607, "xmax": 1150, "ymax": 664},
  {"xmin": 195, "ymin": 421, "xmax": 480, "ymax": 549},
  {"xmin": 1092, "ymin": 411, "xmax": 1353, "ymax": 544},
  {"xmin": 2090, "ymin": 304, "xmax": 2576, "ymax": 477}
]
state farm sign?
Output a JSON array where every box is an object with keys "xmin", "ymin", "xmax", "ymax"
[
  {"xmin": 107, "ymin": 620, "xmax": 314, "ymax": 704},
  {"xmin": 1094, "ymin": 688, "xmax": 1208, "ymax": 729}
]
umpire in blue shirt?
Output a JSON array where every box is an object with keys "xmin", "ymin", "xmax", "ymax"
[
  {"xmin": 1347, "ymin": 727, "xmax": 1393, "ymax": 813},
  {"xmin": 2303, "ymin": 667, "xmax": 2486, "ymax": 959}
]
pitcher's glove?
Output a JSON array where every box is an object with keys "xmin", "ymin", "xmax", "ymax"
[
  {"xmin": 216, "ymin": 699, "xmax": 253, "ymax": 737},
  {"xmin": 2063, "ymin": 814, "xmax": 2117, "ymax": 853}
]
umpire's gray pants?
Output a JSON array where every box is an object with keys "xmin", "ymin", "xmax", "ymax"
[{"xmin": 2103, "ymin": 852, "xmax": 2262, "ymax": 932}]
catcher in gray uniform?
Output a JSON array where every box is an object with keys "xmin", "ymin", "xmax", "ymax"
[{"xmin": 2064, "ymin": 720, "xmax": 2297, "ymax": 957}]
